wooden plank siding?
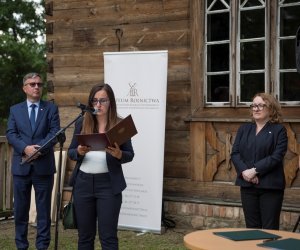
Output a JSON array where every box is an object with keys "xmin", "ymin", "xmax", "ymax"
[
  {"xmin": 46, "ymin": 0, "xmax": 300, "ymax": 222},
  {"xmin": 0, "ymin": 136, "xmax": 13, "ymax": 218},
  {"xmin": 165, "ymin": 121, "xmax": 300, "ymax": 208},
  {"xmin": 46, "ymin": 0, "xmax": 191, "ymax": 187},
  {"xmin": 186, "ymin": 0, "xmax": 300, "ymax": 212}
]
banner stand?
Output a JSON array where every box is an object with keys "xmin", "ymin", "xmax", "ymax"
[{"xmin": 104, "ymin": 51, "xmax": 168, "ymax": 233}]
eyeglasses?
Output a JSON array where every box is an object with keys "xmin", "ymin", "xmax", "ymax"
[
  {"xmin": 250, "ymin": 103, "xmax": 267, "ymax": 111},
  {"xmin": 25, "ymin": 82, "xmax": 43, "ymax": 88},
  {"xmin": 92, "ymin": 98, "xmax": 110, "ymax": 105}
]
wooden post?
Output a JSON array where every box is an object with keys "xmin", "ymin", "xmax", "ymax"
[{"xmin": 0, "ymin": 136, "xmax": 13, "ymax": 218}]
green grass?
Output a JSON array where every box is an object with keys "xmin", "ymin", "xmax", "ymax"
[{"xmin": 0, "ymin": 219, "xmax": 188, "ymax": 249}]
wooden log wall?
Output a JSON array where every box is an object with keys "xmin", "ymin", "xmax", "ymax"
[
  {"xmin": 165, "ymin": 121, "xmax": 300, "ymax": 209},
  {"xmin": 46, "ymin": 0, "xmax": 191, "ymax": 186},
  {"xmin": 46, "ymin": 0, "xmax": 300, "ymax": 212}
]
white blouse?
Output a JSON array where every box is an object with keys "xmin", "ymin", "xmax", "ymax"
[{"xmin": 80, "ymin": 151, "xmax": 108, "ymax": 174}]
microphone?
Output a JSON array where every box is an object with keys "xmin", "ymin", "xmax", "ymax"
[{"xmin": 77, "ymin": 103, "xmax": 98, "ymax": 115}]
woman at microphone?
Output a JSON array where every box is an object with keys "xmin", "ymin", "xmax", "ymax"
[{"xmin": 68, "ymin": 83, "xmax": 135, "ymax": 250}]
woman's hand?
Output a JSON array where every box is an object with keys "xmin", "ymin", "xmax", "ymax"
[
  {"xmin": 250, "ymin": 176, "xmax": 259, "ymax": 184},
  {"xmin": 77, "ymin": 145, "xmax": 90, "ymax": 156},
  {"xmin": 242, "ymin": 168, "xmax": 257, "ymax": 182},
  {"xmin": 106, "ymin": 142, "xmax": 122, "ymax": 159}
]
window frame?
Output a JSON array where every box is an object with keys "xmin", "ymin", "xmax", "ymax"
[
  {"xmin": 275, "ymin": 0, "xmax": 300, "ymax": 106},
  {"xmin": 236, "ymin": 0, "xmax": 269, "ymax": 106},
  {"xmin": 194, "ymin": 0, "xmax": 300, "ymax": 114},
  {"xmin": 204, "ymin": 0, "xmax": 232, "ymax": 107}
]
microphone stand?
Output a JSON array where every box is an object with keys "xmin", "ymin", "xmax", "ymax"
[{"xmin": 21, "ymin": 109, "xmax": 85, "ymax": 250}]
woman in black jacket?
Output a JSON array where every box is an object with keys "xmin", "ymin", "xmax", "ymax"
[
  {"xmin": 231, "ymin": 93, "xmax": 287, "ymax": 229},
  {"xmin": 68, "ymin": 83, "xmax": 134, "ymax": 250}
]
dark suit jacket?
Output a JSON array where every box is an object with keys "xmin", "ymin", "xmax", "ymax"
[
  {"xmin": 6, "ymin": 100, "xmax": 60, "ymax": 175},
  {"xmin": 68, "ymin": 117, "xmax": 135, "ymax": 195},
  {"xmin": 231, "ymin": 122, "xmax": 288, "ymax": 190}
]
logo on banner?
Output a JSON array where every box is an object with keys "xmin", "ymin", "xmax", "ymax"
[
  {"xmin": 116, "ymin": 82, "xmax": 160, "ymax": 110},
  {"xmin": 127, "ymin": 82, "xmax": 138, "ymax": 97}
]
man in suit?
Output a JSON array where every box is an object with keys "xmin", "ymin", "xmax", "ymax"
[{"xmin": 6, "ymin": 73, "xmax": 60, "ymax": 250}]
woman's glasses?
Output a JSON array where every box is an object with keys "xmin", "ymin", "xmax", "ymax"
[
  {"xmin": 250, "ymin": 103, "xmax": 267, "ymax": 111},
  {"xmin": 92, "ymin": 98, "xmax": 110, "ymax": 105}
]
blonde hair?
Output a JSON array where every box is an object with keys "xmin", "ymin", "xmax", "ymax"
[{"xmin": 251, "ymin": 93, "xmax": 282, "ymax": 123}]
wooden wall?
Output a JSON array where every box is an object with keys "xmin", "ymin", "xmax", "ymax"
[
  {"xmin": 46, "ymin": 0, "xmax": 300, "ymax": 218},
  {"xmin": 46, "ymin": 0, "xmax": 191, "ymax": 190},
  {"xmin": 165, "ymin": 121, "xmax": 300, "ymax": 208},
  {"xmin": 0, "ymin": 136, "xmax": 13, "ymax": 218}
]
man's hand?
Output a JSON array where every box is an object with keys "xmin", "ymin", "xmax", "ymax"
[{"xmin": 23, "ymin": 145, "xmax": 41, "ymax": 162}]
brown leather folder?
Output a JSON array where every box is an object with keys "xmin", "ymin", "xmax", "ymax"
[{"xmin": 76, "ymin": 114, "xmax": 137, "ymax": 150}]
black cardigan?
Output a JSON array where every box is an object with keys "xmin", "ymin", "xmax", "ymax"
[{"xmin": 231, "ymin": 122, "xmax": 287, "ymax": 189}]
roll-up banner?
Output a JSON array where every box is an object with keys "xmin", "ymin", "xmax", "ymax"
[{"xmin": 104, "ymin": 51, "xmax": 168, "ymax": 233}]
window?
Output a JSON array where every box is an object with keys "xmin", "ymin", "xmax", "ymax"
[
  {"xmin": 238, "ymin": 0, "xmax": 267, "ymax": 103},
  {"xmin": 204, "ymin": 0, "xmax": 300, "ymax": 107},
  {"xmin": 205, "ymin": 0, "xmax": 231, "ymax": 104},
  {"xmin": 277, "ymin": 0, "xmax": 300, "ymax": 103}
]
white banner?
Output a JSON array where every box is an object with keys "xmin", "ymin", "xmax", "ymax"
[{"xmin": 104, "ymin": 51, "xmax": 168, "ymax": 233}]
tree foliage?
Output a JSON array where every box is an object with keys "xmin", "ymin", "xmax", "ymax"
[{"xmin": 0, "ymin": 0, "xmax": 46, "ymax": 129}]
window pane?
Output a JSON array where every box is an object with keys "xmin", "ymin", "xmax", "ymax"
[
  {"xmin": 280, "ymin": 39, "xmax": 297, "ymax": 69},
  {"xmin": 207, "ymin": 44, "xmax": 229, "ymax": 72},
  {"xmin": 207, "ymin": 13, "xmax": 230, "ymax": 41},
  {"xmin": 240, "ymin": 41, "xmax": 265, "ymax": 70},
  {"xmin": 243, "ymin": 0, "xmax": 264, "ymax": 8},
  {"xmin": 207, "ymin": 74, "xmax": 230, "ymax": 102},
  {"xmin": 240, "ymin": 9, "xmax": 265, "ymax": 39},
  {"xmin": 207, "ymin": 0, "xmax": 230, "ymax": 10},
  {"xmin": 240, "ymin": 73, "xmax": 265, "ymax": 102},
  {"xmin": 280, "ymin": 5, "xmax": 300, "ymax": 36},
  {"xmin": 280, "ymin": 72, "xmax": 300, "ymax": 101},
  {"xmin": 283, "ymin": 0, "xmax": 300, "ymax": 3}
]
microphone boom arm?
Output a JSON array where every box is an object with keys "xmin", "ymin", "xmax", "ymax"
[{"xmin": 21, "ymin": 110, "xmax": 85, "ymax": 165}]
